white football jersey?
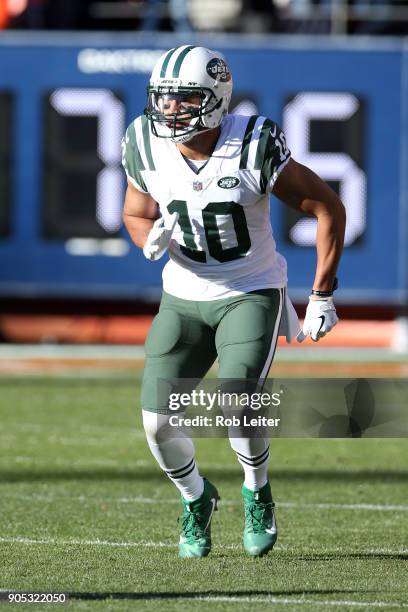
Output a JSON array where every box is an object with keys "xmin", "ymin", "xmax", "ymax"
[{"xmin": 122, "ymin": 113, "xmax": 291, "ymax": 300}]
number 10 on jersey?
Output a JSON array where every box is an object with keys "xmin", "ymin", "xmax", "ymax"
[{"xmin": 167, "ymin": 200, "xmax": 251, "ymax": 263}]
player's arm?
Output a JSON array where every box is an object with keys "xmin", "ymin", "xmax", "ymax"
[
  {"xmin": 122, "ymin": 180, "xmax": 179, "ymax": 261},
  {"xmin": 122, "ymin": 180, "xmax": 159, "ymax": 250},
  {"xmin": 272, "ymin": 158, "xmax": 346, "ymax": 342},
  {"xmin": 272, "ymin": 158, "xmax": 346, "ymax": 292}
]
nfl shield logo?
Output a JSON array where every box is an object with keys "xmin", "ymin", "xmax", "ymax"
[{"xmin": 193, "ymin": 181, "xmax": 203, "ymax": 191}]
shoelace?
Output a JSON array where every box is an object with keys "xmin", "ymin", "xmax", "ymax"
[
  {"xmin": 179, "ymin": 510, "xmax": 206, "ymax": 541},
  {"xmin": 245, "ymin": 501, "xmax": 274, "ymax": 534}
]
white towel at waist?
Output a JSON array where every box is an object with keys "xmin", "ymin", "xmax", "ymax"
[{"xmin": 279, "ymin": 288, "xmax": 301, "ymax": 343}]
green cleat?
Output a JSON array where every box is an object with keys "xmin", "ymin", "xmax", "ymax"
[
  {"xmin": 242, "ymin": 482, "xmax": 277, "ymax": 557},
  {"xmin": 178, "ymin": 478, "xmax": 220, "ymax": 558}
]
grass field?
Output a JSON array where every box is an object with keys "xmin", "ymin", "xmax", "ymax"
[{"xmin": 0, "ymin": 371, "xmax": 407, "ymax": 611}]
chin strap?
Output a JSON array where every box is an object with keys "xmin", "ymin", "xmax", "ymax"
[{"xmin": 170, "ymin": 124, "xmax": 211, "ymax": 144}]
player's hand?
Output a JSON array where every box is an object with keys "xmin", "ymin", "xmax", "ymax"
[
  {"xmin": 297, "ymin": 296, "xmax": 338, "ymax": 343},
  {"xmin": 143, "ymin": 212, "xmax": 179, "ymax": 261}
]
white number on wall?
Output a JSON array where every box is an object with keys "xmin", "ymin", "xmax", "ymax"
[
  {"xmin": 50, "ymin": 88, "xmax": 125, "ymax": 233},
  {"xmin": 283, "ymin": 92, "xmax": 366, "ymax": 247}
]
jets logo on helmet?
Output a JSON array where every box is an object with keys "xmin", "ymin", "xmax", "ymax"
[
  {"xmin": 144, "ymin": 46, "xmax": 233, "ymax": 144},
  {"xmin": 206, "ymin": 58, "xmax": 231, "ymax": 83}
]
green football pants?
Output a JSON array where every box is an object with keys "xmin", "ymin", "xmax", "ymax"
[{"xmin": 142, "ymin": 288, "xmax": 284, "ymax": 413}]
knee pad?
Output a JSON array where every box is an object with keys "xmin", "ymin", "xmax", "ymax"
[{"xmin": 142, "ymin": 409, "xmax": 174, "ymax": 444}]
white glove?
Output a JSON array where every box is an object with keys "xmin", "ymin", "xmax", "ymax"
[
  {"xmin": 143, "ymin": 212, "xmax": 179, "ymax": 261},
  {"xmin": 297, "ymin": 296, "xmax": 338, "ymax": 343}
]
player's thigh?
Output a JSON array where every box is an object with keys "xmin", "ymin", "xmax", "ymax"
[
  {"xmin": 216, "ymin": 289, "xmax": 283, "ymax": 380},
  {"xmin": 142, "ymin": 301, "xmax": 216, "ymax": 413}
]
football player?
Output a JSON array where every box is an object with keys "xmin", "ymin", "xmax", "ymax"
[{"xmin": 122, "ymin": 45, "xmax": 345, "ymax": 558}]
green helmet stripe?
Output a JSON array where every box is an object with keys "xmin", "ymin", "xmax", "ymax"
[
  {"xmin": 172, "ymin": 45, "xmax": 195, "ymax": 78},
  {"xmin": 160, "ymin": 47, "xmax": 177, "ymax": 78},
  {"xmin": 254, "ymin": 118, "xmax": 273, "ymax": 170},
  {"xmin": 141, "ymin": 115, "xmax": 155, "ymax": 170},
  {"xmin": 239, "ymin": 115, "xmax": 258, "ymax": 170}
]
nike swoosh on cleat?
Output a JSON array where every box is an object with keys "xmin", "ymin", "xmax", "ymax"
[
  {"xmin": 204, "ymin": 498, "xmax": 217, "ymax": 532},
  {"xmin": 265, "ymin": 513, "xmax": 277, "ymax": 534}
]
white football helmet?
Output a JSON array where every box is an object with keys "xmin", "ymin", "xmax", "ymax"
[{"xmin": 145, "ymin": 45, "xmax": 233, "ymax": 144}]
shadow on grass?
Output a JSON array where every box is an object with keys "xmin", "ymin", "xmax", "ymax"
[
  {"xmin": 296, "ymin": 552, "xmax": 408, "ymax": 561},
  {"xmin": 0, "ymin": 377, "xmax": 140, "ymax": 387},
  {"xmin": 68, "ymin": 588, "xmax": 378, "ymax": 602},
  {"xmin": 1, "ymin": 467, "xmax": 408, "ymax": 484}
]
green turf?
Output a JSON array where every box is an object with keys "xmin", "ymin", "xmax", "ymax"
[{"xmin": 0, "ymin": 376, "xmax": 407, "ymax": 611}]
